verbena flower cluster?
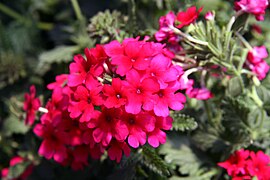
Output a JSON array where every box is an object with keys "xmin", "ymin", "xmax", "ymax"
[
  {"xmin": 218, "ymin": 149, "xmax": 270, "ymax": 180},
  {"xmin": 20, "ymin": 0, "xmax": 270, "ymax": 176}
]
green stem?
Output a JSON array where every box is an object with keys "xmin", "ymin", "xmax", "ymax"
[
  {"xmin": 170, "ymin": 25, "xmax": 208, "ymax": 46},
  {"xmin": 250, "ymin": 86, "xmax": 263, "ymax": 107},
  {"xmin": 204, "ymin": 101, "xmax": 214, "ymax": 126},
  {"xmin": 235, "ymin": 32, "xmax": 253, "ymax": 50},
  {"xmin": 227, "ymin": 10, "xmax": 243, "ymax": 32},
  {"xmin": 0, "ymin": 3, "xmax": 28, "ymax": 24},
  {"xmin": 71, "ymin": 0, "xmax": 83, "ymax": 21}
]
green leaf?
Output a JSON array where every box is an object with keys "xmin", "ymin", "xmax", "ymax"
[
  {"xmin": 226, "ymin": 76, "xmax": 243, "ymax": 96},
  {"xmin": 2, "ymin": 115, "xmax": 29, "ymax": 137},
  {"xmin": 36, "ymin": 45, "xmax": 79, "ymax": 75},
  {"xmin": 171, "ymin": 113, "xmax": 197, "ymax": 131},
  {"xmin": 141, "ymin": 146, "xmax": 170, "ymax": 177}
]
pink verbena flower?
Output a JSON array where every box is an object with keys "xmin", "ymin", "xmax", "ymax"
[
  {"xmin": 104, "ymin": 39, "xmax": 154, "ymax": 76},
  {"xmin": 103, "ymin": 78, "xmax": 127, "ymax": 108},
  {"xmin": 155, "ymin": 11, "xmax": 179, "ymax": 44},
  {"xmin": 68, "ymin": 46, "xmax": 106, "ymax": 90},
  {"xmin": 123, "ymin": 111, "xmax": 155, "ymax": 148},
  {"xmin": 218, "ymin": 149, "xmax": 250, "ymax": 177},
  {"xmin": 246, "ymin": 46, "xmax": 269, "ymax": 80},
  {"xmin": 124, "ymin": 69, "xmax": 160, "ymax": 114},
  {"xmin": 153, "ymin": 86, "xmax": 186, "ymax": 117},
  {"xmin": 34, "ymin": 120, "xmax": 69, "ymax": 163},
  {"xmin": 247, "ymin": 151, "xmax": 270, "ymax": 179},
  {"xmin": 88, "ymin": 107, "xmax": 129, "ymax": 147},
  {"xmin": 107, "ymin": 140, "xmax": 131, "ymax": 163},
  {"xmin": 23, "ymin": 85, "xmax": 41, "ymax": 126},
  {"xmin": 176, "ymin": 6, "xmax": 203, "ymax": 29},
  {"xmin": 186, "ymin": 87, "xmax": 214, "ymax": 100},
  {"xmin": 205, "ymin": 11, "xmax": 215, "ymax": 20},
  {"xmin": 147, "ymin": 116, "xmax": 173, "ymax": 148},
  {"xmin": 68, "ymin": 85, "xmax": 103, "ymax": 122},
  {"xmin": 234, "ymin": 0, "xmax": 269, "ymax": 21},
  {"xmin": 247, "ymin": 46, "xmax": 268, "ymax": 64}
]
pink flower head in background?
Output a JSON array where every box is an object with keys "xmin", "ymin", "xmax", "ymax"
[
  {"xmin": 234, "ymin": 0, "xmax": 269, "ymax": 21},
  {"xmin": 205, "ymin": 11, "xmax": 215, "ymax": 20},
  {"xmin": 176, "ymin": 6, "xmax": 203, "ymax": 29},
  {"xmin": 155, "ymin": 11, "xmax": 179, "ymax": 44},
  {"xmin": 246, "ymin": 46, "xmax": 269, "ymax": 80},
  {"xmin": 23, "ymin": 85, "xmax": 41, "ymax": 126},
  {"xmin": 1, "ymin": 156, "xmax": 33, "ymax": 180}
]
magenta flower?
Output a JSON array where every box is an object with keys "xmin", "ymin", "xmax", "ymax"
[
  {"xmin": 155, "ymin": 11, "xmax": 179, "ymax": 44},
  {"xmin": 104, "ymin": 39, "xmax": 153, "ymax": 76},
  {"xmin": 103, "ymin": 78, "xmax": 127, "ymax": 108},
  {"xmin": 34, "ymin": 122, "xmax": 69, "ymax": 163},
  {"xmin": 153, "ymin": 87, "xmax": 186, "ymax": 117},
  {"xmin": 234, "ymin": 0, "xmax": 269, "ymax": 21},
  {"xmin": 205, "ymin": 11, "xmax": 215, "ymax": 20},
  {"xmin": 107, "ymin": 140, "xmax": 131, "ymax": 163},
  {"xmin": 124, "ymin": 69, "xmax": 160, "ymax": 114},
  {"xmin": 247, "ymin": 46, "xmax": 268, "ymax": 64},
  {"xmin": 186, "ymin": 87, "xmax": 213, "ymax": 100},
  {"xmin": 123, "ymin": 111, "xmax": 156, "ymax": 148},
  {"xmin": 147, "ymin": 116, "xmax": 173, "ymax": 148},
  {"xmin": 247, "ymin": 151, "xmax": 270, "ymax": 179},
  {"xmin": 68, "ymin": 46, "xmax": 105, "ymax": 90},
  {"xmin": 23, "ymin": 85, "xmax": 41, "ymax": 126},
  {"xmin": 88, "ymin": 107, "xmax": 129, "ymax": 147},
  {"xmin": 145, "ymin": 54, "xmax": 179, "ymax": 89},
  {"xmin": 68, "ymin": 85, "xmax": 103, "ymax": 122}
]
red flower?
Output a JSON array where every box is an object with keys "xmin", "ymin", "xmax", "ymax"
[
  {"xmin": 153, "ymin": 86, "xmax": 186, "ymax": 117},
  {"xmin": 104, "ymin": 39, "xmax": 153, "ymax": 76},
  {"xmin": 176, "ymin": 6, "xmax": 203, "ymax": 29},
  {"xmin": 218, "ymin": 149, "xmax": 250, "ymax": 177},
  {"xmin": 23, "ymin": 85, "xmax": 41, "ymax": 126},
  {"xmin": 88, "ymin": 107, "xmax": 129, "ymax": 147},
  {"xmin": 124, "ymin": 69, "xmax": 160, "ymax": 114},
  {"xmin": 68, "ymin": 85, "xmax": 103, "ymax": 122},
  {"xmin": 107, "ymin": 140, "xmax": 131, "ymax": 163},
  {"xmin": 103, "ymin": 78, "xmax": 127, "ymax": 108},
  {"xmin": 34, "ymin": 120, "xmax": 69, "ymax": 163},
  {"xmin": 68, "ymin": 46, "xmax": 106, "ymax": 90},
  {"xmin": 147, "ymin": 116, "xmax": 173, "ymax": 148},
  {"xmin": 247, "ymin": 151, "xmax": 270, "ymax": 179},
  {"xmin": 123, "ymin": 111, "xmax": 156, "ymax": 148}
]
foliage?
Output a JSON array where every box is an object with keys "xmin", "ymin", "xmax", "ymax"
[{"xmin": 1, "ymin": 0, "xmax": 270, "ymax": 179}]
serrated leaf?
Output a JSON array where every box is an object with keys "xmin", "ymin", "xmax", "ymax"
[
  {"xmin": 141, "ymin": 146, "xmax": 170, "ymax": 177},
  {"xmin": 2, "ymin": 115, "xmax": 29, "ymax": 137},
  {"xmin": 171, "ymin": 113, "xmax": 197, "ymax": 131},
  {"xmin": 36, "ymin": 45, "xmax": 79, "ymax": 75}
]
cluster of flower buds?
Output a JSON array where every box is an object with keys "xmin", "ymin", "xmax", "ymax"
[{"xmin": 218, "ymin": 149, "xmax": 270, "ymax": 180}]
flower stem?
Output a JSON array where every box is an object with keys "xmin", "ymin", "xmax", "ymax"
[
  {"xmin": 227, "ymin": 10, "xmax": 243, "ymax": 32},
  {"xmin": 235, "ymin": 32, "xmax": 253, "ymax": 50},
  {"xmin": 170, "ymin": 25, "xmax": 208, "ymax": 46},
  {"xmin": 71, "ymin": 0, "xmax": 83, "ymax": 21}
]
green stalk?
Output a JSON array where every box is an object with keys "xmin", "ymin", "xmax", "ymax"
[
  {"xmin": 71, "ymin": 0, "xmax": 83, "ymax": 21},
  {"xmin": 0, "ymin": 3, "xmax": 28, "ymax": 24}
]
